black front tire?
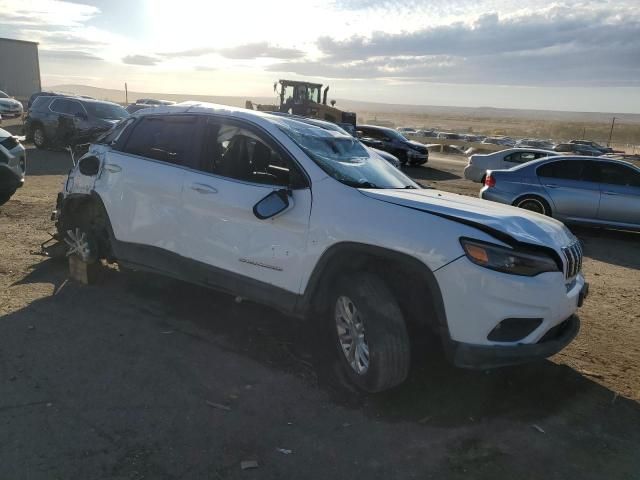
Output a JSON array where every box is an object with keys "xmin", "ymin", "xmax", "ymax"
[{"xmin": 329, "ymin": 272, "xmax": 411, "ymax": 392}]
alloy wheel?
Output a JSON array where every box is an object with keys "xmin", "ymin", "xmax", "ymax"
[
  {"xmin": 65, "ymin": 228, "xmax": 95, "ymax": 263},
  {"xmin": 335, "ymin": 295, "xmax": 370, "ymax": 375}
]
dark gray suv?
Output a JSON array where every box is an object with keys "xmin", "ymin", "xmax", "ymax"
[{"xmin": 25, "ymin": 96, "xmax": 129, "ymax": 149}]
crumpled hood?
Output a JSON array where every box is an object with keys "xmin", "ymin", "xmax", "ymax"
[{"xmin": 360, "ymin": 188, "xmax": 575, "ymax": 248}]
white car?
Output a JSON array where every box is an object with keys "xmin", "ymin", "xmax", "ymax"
[
  {"xmin": 0, "ymin": 90, "xmax": 24, "ymax": 118},
  {"xmin": 54, "ymin": 103, "xmax": 588, "ymax": 392},
  {"xmin": 464, "ymin": 148, "xmax": 557, "ymax": 183},
  {"xmin": 0, "ymin": 127, "xmax": 26, "ymax": 205}
]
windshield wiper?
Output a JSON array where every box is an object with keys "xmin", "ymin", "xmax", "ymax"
[
  {"xmin": 403, "ymin": 185, "xmax": 418, "ymax": 189},
  {"xmin": 356, "ymin": 181, "xmax": 380, "ymax": 189}
]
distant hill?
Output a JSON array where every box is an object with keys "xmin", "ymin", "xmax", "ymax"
[{"xmin": 48, "ymin": 84, "xmax": 640, "ymax": 125}]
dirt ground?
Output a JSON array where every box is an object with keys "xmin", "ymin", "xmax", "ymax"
[{"xmin": 1, "ymin": 141, "xmax": 640, "ymax": 479}]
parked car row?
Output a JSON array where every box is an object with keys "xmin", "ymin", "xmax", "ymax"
[{"xmin": 395, "ymin": 125, "xmax": 620, "ymax": 157}]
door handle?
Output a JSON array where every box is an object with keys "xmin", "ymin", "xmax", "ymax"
[
  {"xmin": 190, "ymin": 183, "xmax": 218, "ymax": 194},
  {"xmin": 544, "ymin": 184, "xmax": 559, "ymax": 189},
  {"xmin": 104, "ymin": 164, "xmax": 121, "ymax": 173},
  {"xmin": 603, "ymin": 191, "xmax": 618, "ymax": 196}
]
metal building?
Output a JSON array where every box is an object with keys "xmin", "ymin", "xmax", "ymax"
[{"xmin": 0, "ymin": 38, "xmax": 41, "ymax": 101}]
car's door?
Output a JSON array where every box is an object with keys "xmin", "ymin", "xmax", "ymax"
[
  {"xmin": 65, "ymin": 99, "xmax": 91, "ymax": 142},
  {"xmin": 48, "ymin": 98, "xmax": 72, "ymax": 143},
  {"xmin": 94, "ymin": 114, "xmax": 199, "ymax": 255},
  {"xmin": 536, "ymin": 159, "xmax": 601, "ymax": 221},
  {"xmin": 594, "ymin": 161, "xmax": 640, "ymax": 226},
  {"xmin": 179, "ymin": 116, "xmax": 312, "ymax": 297}
]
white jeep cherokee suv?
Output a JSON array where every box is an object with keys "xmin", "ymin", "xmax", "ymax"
[{"xmin": 54, "ymin": 103, "xmax": 588, "ymax": 392}]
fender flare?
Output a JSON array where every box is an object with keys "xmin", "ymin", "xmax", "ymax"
[{"xmin": 296, "ymin": 242, "xmax": 450, "ymax": 341}]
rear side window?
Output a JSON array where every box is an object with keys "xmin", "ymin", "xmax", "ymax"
[
  {"xmin": 50, "ymin": 99, "xmax": 70, "ymax": 114},
  {"xmin": 67, "ymin": 101, "xmax": 86, "ymax": 117},
  {"xmin": 537, "ymin": 160, "xmax": 586, "ymax": 180},
  {"xmin": 597, "ymin": 162, "xmax": 640, "ymax": 187},
  {"xmin": 31, "ymin": 96, "xmax": 51, "ymax": 111},
  {"xmin": 122, "ymin": 115, "xmax": 198, "ymax": 166}
]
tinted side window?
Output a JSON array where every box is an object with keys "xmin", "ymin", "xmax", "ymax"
[
  {"xmin": 50, "ymin": 99, "xmax": 70, "ymax": 114},
  {"xmin": 198, "ymin": 120, "xmax": 294, "ymax": 187},
  {"xmin": 123, "ymin": 115, "xmax": 197, "ymax": 166},
  {"xmin": 598, "ymin": 162, "xmax": 640, "ymax": 187},
  {"xmin": 537, "ymin": 160, "xmax": 585, "ymax": 180},
  {"xmin": 67, "ymin": 101, "xmax": 85, "ymax": 117}
]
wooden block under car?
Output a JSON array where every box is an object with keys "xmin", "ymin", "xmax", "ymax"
[{"xmin": 68, "ymin": 255, "xmax": 104, "ymax": 285}]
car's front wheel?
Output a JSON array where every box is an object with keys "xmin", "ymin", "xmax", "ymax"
[{"xmin": 330, "ymin": 272, "xmax": 410, "ymax": 392}]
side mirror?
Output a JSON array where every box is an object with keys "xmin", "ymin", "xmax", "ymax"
[
  {"xmin": 78, "ymin": 155, "xmax": 100, "ymax": 176},
  {"xmin": 75, "ymin": 112, "xmax": 88, "ymax": 120},
  {"xmin": 253, "ymin": 189, "xmax": 290, "ymax": 220}
]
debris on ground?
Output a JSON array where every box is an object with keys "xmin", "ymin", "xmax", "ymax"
[
  {"xmin": 276, "ymin": 448, "xmax": 293, "ymax": 455},
  {"xmin": 532, "ymin": 424, "xmax": 546, "ymax": 434},
  {"xmin": 240, "ymin": 460, "xmax": 259, "ymax": 470},
  {"xmin": 206, "ymin": 401, "xmax": 231, "ymax": 411}
]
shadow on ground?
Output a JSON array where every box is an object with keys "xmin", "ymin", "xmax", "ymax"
[
  {"xmin": 405, "ymin": 165, "xmax": 461, "ymax": 182},
  {"xmin": 11, "ymin": 258, "xmax": 640, "ymax": 423},
  {"xmin": 25, "ymin": 147, "xmax": 74, "ymax": 176},
  {"xmin": 573, "ymin": 226, "xmax": 640, "ymax": 270}
]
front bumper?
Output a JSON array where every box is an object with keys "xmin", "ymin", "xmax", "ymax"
[
  {"xmin": 452, "ymin": 314, "xmax": 581, "ymax": 369},
  {"xmin": 0, "ymin": 164, "xmax": 24, "ymax": 193},
  {"xmin": 407, "ymin": 151, "xmax": 428, "ymax": 163},
  {"xmin": 434, "ymin": 252, "xmax": 587, "ymax": 368}
]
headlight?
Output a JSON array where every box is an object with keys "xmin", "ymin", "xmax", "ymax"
[{"xmin": 460, "ymin": 238, "xmax": 560, "ymax": 276}]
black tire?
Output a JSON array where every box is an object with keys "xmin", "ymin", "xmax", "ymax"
[
  {"xmin": 0, "ymin": 192, "xmax": 13, "ymax": 206},
  {"xmin": 32, "ymin": 125, "xmax": 47, "ymax": 149},
  {"xmin": 329, "ymin": 272, "xmax": 410, "ymax": 392},
  {"xmin": 514, "ymin": 195, "xmax": 551, "ymax": 216}
]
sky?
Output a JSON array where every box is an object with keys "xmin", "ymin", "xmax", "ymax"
[{"xmin": 1, "ymin": 0, "xmax": 639, "ymax": 112}]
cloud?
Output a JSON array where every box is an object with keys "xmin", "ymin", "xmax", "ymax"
[
  {"xmin": 219, "ymin": 42, "xmax": 305, "ymax": 59},
  {"xmin": 270, "ymin": 8, "xmax": 640, "ymax": 87},
  {"xmin": 157, "ymin": 42, "xmax": 305, "ymax": 60},
  {"xmin": 40, "ymin": 49, "xmax": 103, "ymax": 61},
  {"xmin": 122, "ymin": 54, "xmax": 159, "ymax": 66}
]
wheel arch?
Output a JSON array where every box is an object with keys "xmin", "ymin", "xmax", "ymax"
[
  {"xmin": 297, "ymin": 242, "xmax": 450, "ymax": 342},
  {"xmin": 512, "ymin": 192, "xmax": 553, "ymax": 216},
  {"xmin": 57, "ymin": 191, "xmax": 117, "ymax": 260}
]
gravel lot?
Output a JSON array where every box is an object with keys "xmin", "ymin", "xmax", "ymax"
[{"xmin": 1, "ymin": 137, "xmax": 639, "ymax": 479}]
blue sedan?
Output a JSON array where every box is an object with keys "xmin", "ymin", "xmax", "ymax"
[{"xmin": 481, "ymin": 156, "xmax": 640, "ymax": 231}]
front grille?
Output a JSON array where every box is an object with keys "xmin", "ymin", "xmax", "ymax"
[
  {"xmin": 0, "ymin": 136, "xmax": 19, "ymax": 150},
  {"xmin": 561, "ymin": 241, "xmax": 583, "ymax": 279}
]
